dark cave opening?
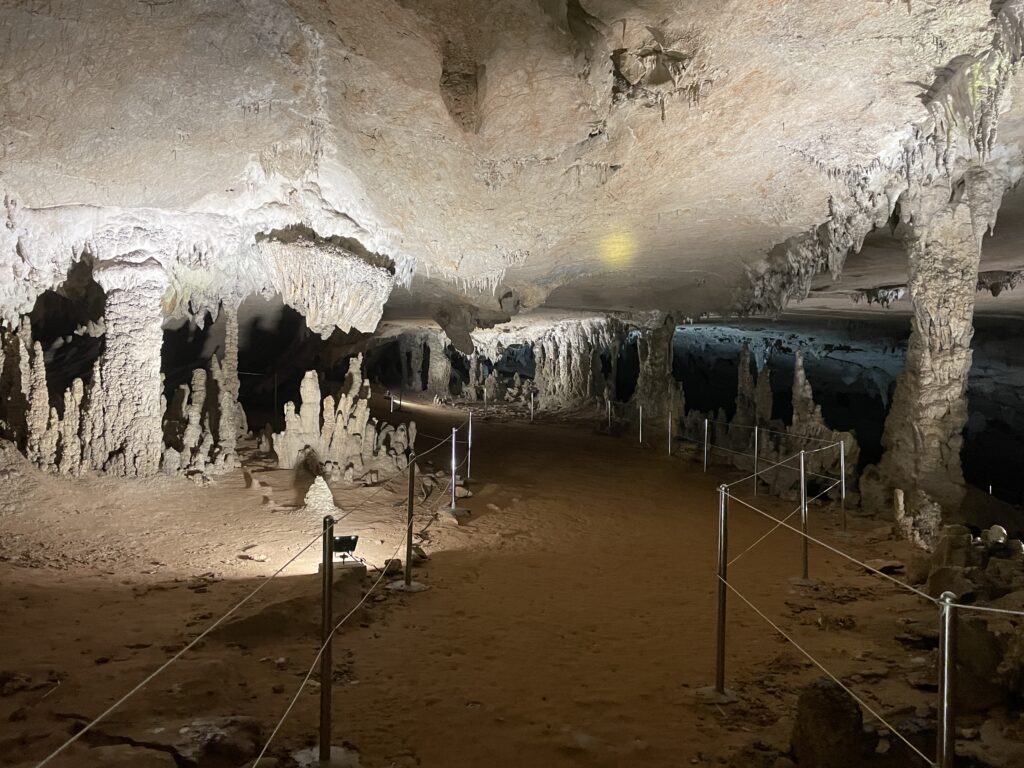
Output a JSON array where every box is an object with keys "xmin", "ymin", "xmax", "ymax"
[
  {"xmin": 364, "ymin": 340, "xmax": 405, "ymax": 389},
  {"xmin": 615, "ymin": 332, "xmax": 641, "ymax": 402},
  {"xmin": 29, "ymin": 260, "xmax": 105, "ymax": 410}
]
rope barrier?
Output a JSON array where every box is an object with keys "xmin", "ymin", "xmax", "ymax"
[
  {"xmin": 725, "ymin": 492, "xmax": 937, "ymax": 605},
  {"xmin": 33, "ymin": 433, "xmax": 454, "ymax": 768},
  {"xmin": 718, "ymin": 576, "xmax": 937, "ymax": 767},
  {"xmin": 33, "ymin": 526, "xmax": 329, "ymax": 768},
  {"xmin": 727, "ymin": 480, "xmax": 841, "ymax": 567},
  {"xmin": 705, "ymin": 419, "xmax": 840, "ymax": 445},
  {"xmin": 251, "ymin": 535, "xmax": 406, "ymax": 766},
  {"xmin": 252, "ymin": 471, "xmax": 458, "ymax": 764},
  {"xmin": 726, "ymin": 454, "xmax": 800, "ymax": 488}
]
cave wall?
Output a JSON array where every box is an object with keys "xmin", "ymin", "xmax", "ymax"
[{"xmin": 674, "ymin": 319, "xmax": 1024, "ymax": 504}]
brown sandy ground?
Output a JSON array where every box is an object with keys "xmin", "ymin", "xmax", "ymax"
[{"xmin": 0, "ymin": 395, "xmax": 972, "ymax": 767}]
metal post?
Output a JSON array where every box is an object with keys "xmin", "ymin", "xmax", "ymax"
[
  {"xmin": 405, "ymin": 455, "xmax": 415, "ymax": 588},
  {"xmin": 607, "ymin": 399, "xmax": 612, "ymax": 429},
  {"xmin": 800, "ymin": 450, "xmax": 809, "ymax": 581},
  {"xmin": 467, "ymin": 410, "xmax": 473, "ymax": 481},
  {"xmin": 703, "ymin": 418, "xmax": 709, "ymax": 472},
  {"xmin": 319, "ymin": 515, "xmax": 335, "ymax": 763},
  {"xmin": 390, "ymin": 394, "xmax": 395, "ymax": 413},
  {"xmin": 937, "ymin": 591, "xmax": 958, "ymax": 768},
  {"xmin": 840, "ymin": 439, "xmax": 847, "ymax": 531},
  {"xmin": 639, "ymin": 405, "xmax": 643, "ymax": 444},
  {"xmin": 530, "ymin": 391, "xmax": 534, "ymax": 422},
  {"xmin": 450, "ymin": 427, "xmax": 457, "ymax": 510},
  {"xmin": 483, "ymin": 388, "xmax": 487, "ymax": 414},
  {"xmin": 668, "ymin": 413, "xmax": 672, "ymax": 456},
  {"xmin": 753, "ymin": 426, "xmax": 759, "ymax": 496},
  {"xmin": 715, "ymin": 485, "xmax": 729, "ymax": 694}
]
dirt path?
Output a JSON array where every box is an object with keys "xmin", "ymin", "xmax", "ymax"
[{"xmin": 0, "ymin": 399, "xmax": 937, "ymax": 767}]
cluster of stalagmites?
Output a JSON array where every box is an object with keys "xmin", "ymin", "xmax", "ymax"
[
  {"xmin": 270, "ymin": 354, "xmax": 415, "ymax": 484},
  {"xmin": 683, "ymin": 344, "xmax": 859, "ymax": 501},
  {"xmin": 395, "ymin": 316, "xmax": 681, "ymax": 424},
  {"xmin": 0, "ymin": 314, "xmax": 244, "ymax": 481}
]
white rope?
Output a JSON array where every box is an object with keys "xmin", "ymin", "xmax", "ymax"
[
  {"xmin": 33, "ymin": 526, "xmax": 329, "ymax": 768},
  {"xmin": 706, "ymin": 419, "xmax": 840, "ymax": 445},
  {"xmin": 726, "ymin": 453, "xmax": 800, "ymax": 488},
  {"xmin": 724, "ymin": 492, "xmax": 938, "ymax": 605},
  {"xmin": 251, "ymin": 535, "xmax": 406, "ymax": 766},
  {"xmin": 34, "ymin": 436, "xmax": 450, "ymax": 768},
  {"xmin": 718, "ymin": 576, "xmax": 937, "ymax": 767},
  {"xmin": 727, "ymin": 480, "xmax": 840, "ymax": 567}
]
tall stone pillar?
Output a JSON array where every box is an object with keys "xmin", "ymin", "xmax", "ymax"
[
  {"xmin": 863, "ymin": 168, "xmax": 1000, "ymax": 525},
  {"xmin": 211, "ymin": 301, "xmax": 241, "ymax": 467},
  {"xmin": 426, "ymin": 332, "xmax": 451, "ymax": 396},
  {"xmin": 634, "ymin": 317, "xmax": 675, "ymax": 422},
  {"xmin": 91, "ymin": 258, "xmax": 168, "ymax": 477}
]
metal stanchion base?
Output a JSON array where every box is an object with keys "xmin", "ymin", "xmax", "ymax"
[
  {"xmin": 441, "ymin": 506, "xmax": 473, "ymax": 526},
  {"xmin": 789, "ymin": 577, "xmax": 818, "ymax": 588},
  {"xmin": 695, "ymin": 687, "xmax": 738, "ymax": 705},
  {"xmin": 386, "ymin": 579, "xmax": 430, "ymax": 593},
  {"xmin": 292, "ymin": 745, "xmax": 361, "ymax": 767}
]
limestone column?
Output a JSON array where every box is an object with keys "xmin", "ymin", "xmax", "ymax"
[
  {"xmin": 864, "ymin": 168, "xmax": 1000, "ymax": 519},
  {"xmin": 634, "ymin": 318, "xmax": 675, "ymax": 422},
  {"xmin": 212, "ymin": 301, "xmax": 241, "ymax": 467},
  {"xmin": 91, "ymin": 258, "xmax": 168, "ymax": 477},
  {"xmin": 426, "ymin": 332, "xmax": 451, "ymax": 396}
]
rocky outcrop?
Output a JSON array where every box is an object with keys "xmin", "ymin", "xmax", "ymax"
[
  {"xmin": 272, "ymin": 355, "xmax": 415, "ymax": 482},
  {"xmin": 862, "ymin": 168, "xmax": 1005, "ymax": 528}
]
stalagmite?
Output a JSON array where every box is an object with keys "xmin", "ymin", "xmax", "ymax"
[
  {"xmin": 89, "ymin": 259, "xmax": 168, "ymax": 477},
  {"xmin": 862, "ymin": 168, "xmax": 1003, "ymax": 533},
  {"xmin": 0, "ymin": 321, "xmax": 31, "ymax": 447},
  {"xmin": 25, "ymin": 342, "xmax": 52, "ymax": 468},
  {"xmin": 426, "ymin": 333, "xmax": 451, "ymax": 397},
  {"xmin": 272, "ymin": 355, "xmax": 416, "ymax": 481},
  {"xmin": 634, "ymin": 319, "xmax": 676, "ymax": 424},
  {"xmin": 57, "ymin": 378, "xmax": 84, "ymax": 476},
  {"xmin": 212, "ymin": 302, "xmax": 242, "ymax": 467}
]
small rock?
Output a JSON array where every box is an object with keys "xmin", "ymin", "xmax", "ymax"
[{"xmin": 926, "ymin": 565, "xmax": 977, "ymax": 600}]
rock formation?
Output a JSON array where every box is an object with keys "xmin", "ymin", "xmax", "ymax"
[
  {"xmin": 684, "ymin": 348, "xmax": 859, "ymax": 500},
  {"xmin": 272, "ymin": 355, "xmax": 415, "ymax": 482},
  {"xmin": 862, "ymin": 167, "xmax": 1007, "ymax": 531}
]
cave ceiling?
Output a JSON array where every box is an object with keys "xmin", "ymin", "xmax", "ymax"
[{"xmin": 3, "ymin": 0, "xmax": 1024, "ymax": 334}]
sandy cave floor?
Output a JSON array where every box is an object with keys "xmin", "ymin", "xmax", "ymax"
[{"xmin": 0, "ymin": 396, "xmax": 954, "ymax": 767}]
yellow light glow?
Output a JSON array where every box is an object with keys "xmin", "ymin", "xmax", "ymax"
[{"xmin": 600, "ymin": 230, "xmax": 636, "ymax": 268}]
